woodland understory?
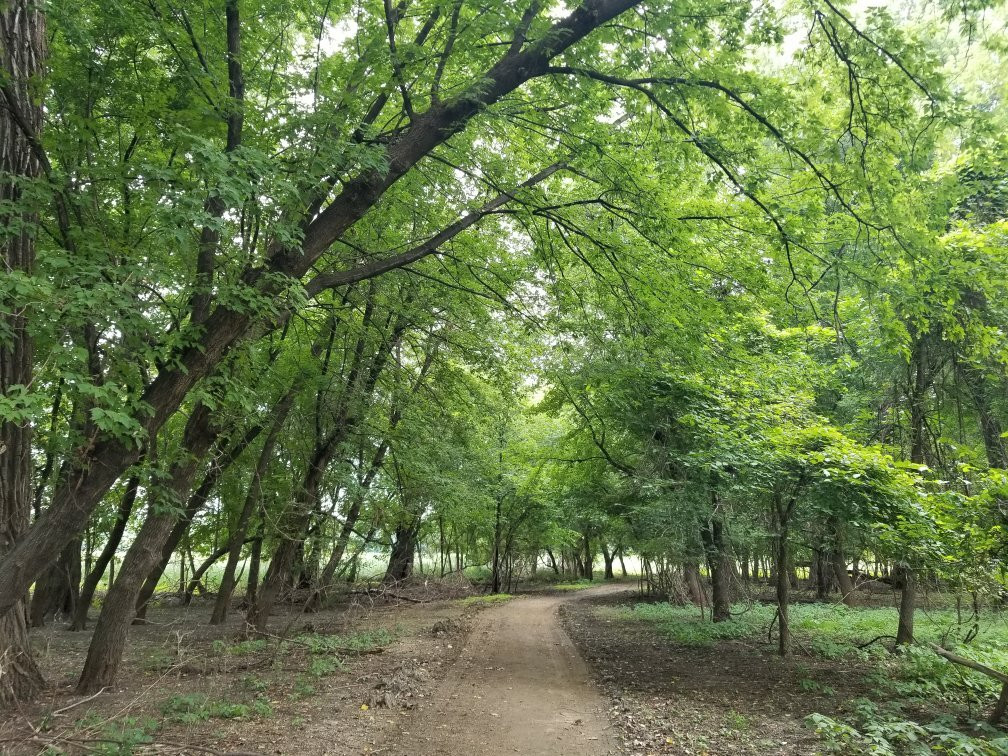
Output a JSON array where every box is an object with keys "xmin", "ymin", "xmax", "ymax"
[{"xmin": 3, "ymin": 0, "xmax": 1008, "ymax": 753}]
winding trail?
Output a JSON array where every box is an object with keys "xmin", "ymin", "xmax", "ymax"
[{"xmin": 400, "ymin": 584, "xmax": 625, "ymax": 755}]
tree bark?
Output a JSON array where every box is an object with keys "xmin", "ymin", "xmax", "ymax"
[
  {"xmin": 831, "ymin": 535, "xmax": 857, "ymax": 607},
  {"xmin": 210, "ymin": 391, "xmax": 293, "ymax": 624},
  {"xmin": 601, "ymin": 544, "xmax": 614, "ymax": 580},
  {"xmin": 895, "ymin": 334, "xmax": 927, "ymax": 645},
  {"xmin": 71, "ymin": 470, "xmax": 141, "ymax": 630},
  {"xmin": 0, "ymin": 0, "xmax": 46, "ymax": 702},
  {"xmin": 683, "ymin": 561, "xmax": 708, "ymax": 609},
  {"xmin": 77, "ymin": 405, "xmax": 217, "ymax": 693},
  {"xmin": 30, "ymin": 539, "xmax": 80, "ymax": 626},
  {"xmin": 773, "ymin": 492, "xmax": 792, "ymax": 657},
  {"xmin": 701, "ymin": 515, "xmax": 731, "ymax": 622},
  {"xmin": 383, "ymin": 520, "xmax": 420, "ymax": 584}
]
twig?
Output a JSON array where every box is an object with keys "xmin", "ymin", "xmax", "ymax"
[{"xmin": 52, "ymin": 687, "xmax": 108, "ymax": 716}]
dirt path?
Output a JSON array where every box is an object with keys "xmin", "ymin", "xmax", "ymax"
[{"xmin": 391, "ymin": 585, "xmax": 627, "ymax": 755}]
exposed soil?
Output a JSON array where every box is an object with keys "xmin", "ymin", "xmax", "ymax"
[
  {"xmin": 382, "ymin": 586, "xmax": 623, "ymax": 756},
  {"xmin": 0, "ymin": 589, "xmax": 475, "ymax": 755},
  {"xmin": 560, "ymin": 590, "xmax": 874, "ymax": 756},
  {"xmin": 2, "ymin": 582, "xmax": 884, "ymax": 755}
]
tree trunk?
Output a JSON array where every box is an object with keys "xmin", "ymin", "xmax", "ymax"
[
  {"xmin": 959, "ymin": 361, "xmax": 1008, "ymax": 470},
  {"xmin": 0, "ymin": 0, "xmax": 46, "ymax": 702},
  {"xmin": 683, "ymin": 561, "xmax": 708, "ymax": 610},
  {"xmin": 774, "ymin": 492, "xmax": 792, "ymax": 657},
  {"xmin": 831, "ymin": 534, "xmax": 856, "ymax": 607},
  {"xmin": 77, "ymin": 405, "xmax": 217, "ymax": 693},
  {"xmin": 210, "ymin": 392, "xmax": 292, "ymax": 624},
  {"xmin": 187, "ymin": 540, "xmax": 252, "ymax": 606},
  {"xmin": 491, "ymin": 494, "xmax": 503, "ymax": 593},
  {"xmin": 245, "ymin": 531, "xmax": 263, "ymax": 606},
  {"xmin": 618, "ymin": 548, "xmax": 627, "ymax": 577},
  {"xmin": 71, "ymin": 471, "xmax": 141, "ymax": 630},
  {"xmin": 248, "ymin": 442, "xmax": 337, "ymax": 632},
  {"xmin": 601, "ymin": 544, "xmax": 614, "ymax": 580},
  {"xmin": 700, "ymin": 510, "xmax": 731, "ymax": 622},
  {"xmin": 894, "ymin": 334, "xmax": 927, "ymax": 645},
  {"xmin": 134, "ymin": 421, "xmax": 265, "ymax": 622},
  {"xmin": 308, "ymin": 490, "xmax": 367, "ymax": 611},
  {"xmin": 895, "ymin": 565, "xmax": 916, "ymax": 645},
  {"xmin": 30, "ymin": 539, "xmax": 81, "ymax": 626},
  {"xmin": 383, "ymin": 520, "xmax": 419, "ymax": 584}
]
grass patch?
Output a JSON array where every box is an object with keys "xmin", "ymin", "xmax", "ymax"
[
  {"xmin": 72, "ymin": 714, "xmax": 158, "ymax": 755},
  {"xmin": 552, "ymin": 579, "xmax": 597, "ymax": 591},
  {"xmin": 459, "ymin": 593, "xmax": 513, "ymax": 606},
  {"xmin": 621, "ymin": 600, "xmax": 1008, "ymax": 754},
  {"xmin": 160, "ymin": 693, "xmax": 272, "ymax": 724},
  {"xmin": 291, "ymin": 627, "xmax": 394, "ymax": 655}
]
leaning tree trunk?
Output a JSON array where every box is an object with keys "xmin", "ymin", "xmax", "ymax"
[
  {"xmin": 71, "ymin": 471, "xmax": 141, "ymax": 630},
  {"xmin": 210, "ymin": 392, "xmax": 293, "ymax": 624},
  {"xmin": 77, "ymin": 406, "xmax": 216, "ymax": 693},
  {"xmin": 0, "ymin": 0, "xmax": 46, "ymax": 703}
]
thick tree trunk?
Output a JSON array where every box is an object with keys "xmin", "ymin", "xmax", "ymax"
[
  {"xmin": 383, "ymin": 520, "xmax": 420, "ymax": 584},
  {"xmin": 683, "ymin": 561, "xmax": 708, "ymax": 609},
  {"xmin": 601, "ymin": 544, "xmax": 614, "ymax": 580},
  {"xmin": 71, "ymin": 471, "xmax": 141, "ymax": 630},
  {"xmin": 77, "ymin": 405, "xmax": 217, "ymax": 693},
  {"xmin": 30, "ymin": 539, "xmax": 81, "ymax": 626},
  {"xmin": 831, "ymin": 535, "xmax": 857, "ymax": 607},
  {"xmin": 0, "ymin": 0, "xmax": 46, "ymax": 702},
  {"xmin": 77, "ymin": 511, "xmax": 177, "ymax": 693},
  {"xmin": 700, "ymin": 513, "xmax": 731, "ymax": 622}
]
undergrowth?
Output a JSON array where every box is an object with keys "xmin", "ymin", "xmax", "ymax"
[{"xmin": 621, "ymin": 600, "xmax": 1008, "ymax": 754}]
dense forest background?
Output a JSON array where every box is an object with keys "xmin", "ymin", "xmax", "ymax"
[{"xmin": 3, "ymin": 0, "xmax": 1008, "ymax": 751}]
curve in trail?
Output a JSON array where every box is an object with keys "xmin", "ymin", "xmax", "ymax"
[{"xmin": 403, "ymin": 584, "xmax": 624, "ymax": 756}]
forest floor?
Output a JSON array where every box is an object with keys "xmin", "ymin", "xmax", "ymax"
[
  {"xmin": 0, "ymin": 585, "xmax": 478, "ymax": 755},
  {"xmin": 7, "ymin": 581, "xmax": 985, "ymax": 755}
]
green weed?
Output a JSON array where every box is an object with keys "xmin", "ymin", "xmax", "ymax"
[
  {"xmin": 72, "ymin": 714, "xmax": 158, "ymax": 755},
  {"xmin": 161, "ymin": 693, "xmax": 272, "ymax": 724}
]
